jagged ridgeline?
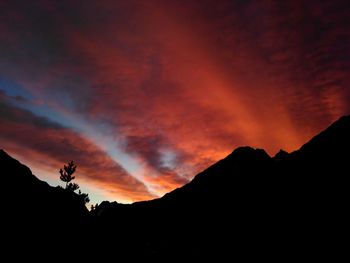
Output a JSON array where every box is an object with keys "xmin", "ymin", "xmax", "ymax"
[{"xmin": 1, "ymin": 115, "xmax": 349, "ymax": 260}]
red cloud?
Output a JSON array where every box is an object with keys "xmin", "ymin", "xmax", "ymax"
[
  {"xmin": 0, "ymin": 0, "xmax": 349, "ymax": 202},
  {"xmin": 143, "ymin": 168, "xmax": 189, "ymax": 195}
]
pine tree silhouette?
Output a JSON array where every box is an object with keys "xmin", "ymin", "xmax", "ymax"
[
  {"xmin": 59, "ymin": 161, "xmax": 76, "ymax": 189},
  {"xmin": 59, "ymin": 161, "xmax": 90, "ymax": 204}
]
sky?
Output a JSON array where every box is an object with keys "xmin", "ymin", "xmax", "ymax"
[{"xmin": 0, "ymin": 0, "xmax": 349, "ymax": 204}]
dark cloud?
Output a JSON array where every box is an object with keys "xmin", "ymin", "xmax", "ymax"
[
  {"xmin": 125, "ymin": 134, "xmax": 165, "ymax": 169},
  {"xmin": 0, "ymin": 96, "xmax": 63, "ymax": 129}
]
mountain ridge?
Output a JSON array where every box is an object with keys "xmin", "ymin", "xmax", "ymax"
[{"xmin": 1, "ymin": 115, "xmax": 349, "ymax": 259}]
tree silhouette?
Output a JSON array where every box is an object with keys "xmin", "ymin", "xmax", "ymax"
[
  {"xmin": 59, "ymin": 161, "xmax": 90, "ymax": 204},
  {"xmin": 59, "ymin": 161, "xmax": 76, "ymax": 189},
  {"xmin": 67, "ymin": 182, "xmax": 80, "ymax": 192},
  {"xmin": 79, "ymin": 190, "xmax": 90, "ymax": 204}
]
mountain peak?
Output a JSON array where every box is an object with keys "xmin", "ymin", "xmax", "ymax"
[
  {"xmin": 227, "ymin": 146, "xmax": 271, "ymax": 162},
  {"xmin": 231, "ymin": 146, "xmax": 263, "ymax": 155},
  {"xmin": 274, "ymin": 149, "xmax": 289, "ymax": 160}
]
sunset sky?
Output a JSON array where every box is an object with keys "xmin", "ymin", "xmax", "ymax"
[{"xmin": 0, "ymin": 0, "xmax": 349, "ymax": 204}]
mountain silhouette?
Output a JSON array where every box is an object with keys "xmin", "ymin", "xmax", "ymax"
[
  {"xmin": 1, "ymin": 149, "xmax": 89, "ymax": 257},
  {"xmin": 92, "ymin": 115, "xmax": 350, "ymax": 259},
  {"xmin": 1, "ymin": 115, "xmax": 349, "ymax": 259}
]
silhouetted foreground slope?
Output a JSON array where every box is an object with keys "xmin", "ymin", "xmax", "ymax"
[
  {"xmin": 1, "ymin": 115, "xmax": 349, "ymax": 259},
  {"xmin": 1, "ymin": 151, "xmax": 91, "ymax": 258},
  {"xmin": 1, "ymin": 150, "xmax": 89, "ymax": 248}
]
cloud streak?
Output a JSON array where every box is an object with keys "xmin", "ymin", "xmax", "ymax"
[{"xmin": 0, "ymin": 98, "xmax": 155, "ymax": 202}]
